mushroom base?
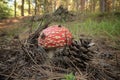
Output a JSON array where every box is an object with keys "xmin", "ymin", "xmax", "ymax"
[
  {"xmin": 47, "ymin": 50, "xmax": 54, "ymax": 59},
  {"xmin": 47, "ymin": 47, "xmax": 64, "ymax": 59}
]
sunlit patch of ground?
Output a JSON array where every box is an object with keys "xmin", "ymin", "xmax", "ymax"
[{"xmin": 0, "ymin": 16, "xmax": 32, "ymax": 28}]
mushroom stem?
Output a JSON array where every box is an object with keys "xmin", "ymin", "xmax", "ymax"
[
  {"xmin": 44, "ymin": 49, "xmax": 55, "ymax": 65},
  {"xmin": 47, "ymin": 49, "xmax": 55, "ymax": 59}
]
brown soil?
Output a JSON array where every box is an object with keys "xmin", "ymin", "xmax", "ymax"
[{"xmin": 0, "ymin": 16, "xmax": 32, "ymax": 29}]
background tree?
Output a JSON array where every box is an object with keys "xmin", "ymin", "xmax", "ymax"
[
  {"xmin": 0, "ymin": 0, "xmax": 12, "ymax": 19},
  {"xmin": 28, "ymin": 0, "xmax": 31, "ymax": 14},
  {"xmin": 100, "ymin": 0, "xmax": 106, "ymax": 13},
  {"xmin": 80, "ymin": 0, "xmax": 86, "ymax": 13},
  {"xmin": 14, "ymin": 0, "xmax": 16, "ymax": 17},
  {"xmin": 89, "ymin": 0, "xmax": 97, "ymax": 12},
  {"xmin": 0, "ymin": 0, "xmax": 120, "ymax": 18},
  {"xmin": 44, "ymin": 0, "xmax": 49, "ymax": 14},
  {"xmin": 34, "ymin": 0, "xmax": 37, "ymax": 15},
  {"xmin": 21, "ymin": 0, "xmax": 24, "ymax": 16}
]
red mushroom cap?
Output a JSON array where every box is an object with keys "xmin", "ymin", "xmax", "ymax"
[{"xmin": 38, "ymin": 25, "xmax": 73, "ymax": 48}]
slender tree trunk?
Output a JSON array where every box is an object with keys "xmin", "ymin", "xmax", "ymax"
[
  {"xmin": 14, "ymin": 0, "xmax": 16, "ymax": 17},
  {"xmin": 106, "ymin": 0, "xmax": 112, "ymax": 12},
  {"xmin": 75, "ymin": 0, "xmax": 79, "ymax": 11},
  {"xmin": 21, "ymin": 0, "xmax": 24, "ymax": 16},
  {"xmin": 35, "ymin": 0, "xmax": 37, "ymax": 15},
  {"xmin": 38, "ymin": 0, "xmax": 43, "ymax": 14},
  {"xmin": 119, "ymin": 0, "xmax": 120, "ymax": 11},
  {"xmin": 100, "ymin": 0, "xmax": 106, "ymax": 13},
  {"xmin": 44, "ymin": 0, "xmax": 49, "ymax": 14},
  {"xmin": 111, "ymin": 0, "xmax": 115, "ymax": 12},
  {"xmin": 89, "ymin": 0, "xmax": 97, "ymax": 12},
  {"xmin": 89, "ymin": 0, "xmax": 93, "ymax": 12},
  {"xmin": 90, "ymin": 0, "xmax": 96, "ymax": 12},
  {"xmin": 28, "ymin": 0, "xmax": 31, "ymax": 14},
  {"xmin": 93, "ymin": 0, "xmax": 96, "ymax": 12},
  {"xmin": 80, "ymin": 0, "xmax": 86, "ymax": 13}
]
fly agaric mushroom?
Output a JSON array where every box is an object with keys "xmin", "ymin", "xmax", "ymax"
[{"xmin": 38, "ymin": 25, "xmax": 73, "ymax": 58}]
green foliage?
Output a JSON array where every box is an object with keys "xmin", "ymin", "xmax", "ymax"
[
  {"xmin": 79, "ymin": 17, "xmax": 120, "ymax": 38},
  {"xmin": 58, "ymin": 14, "xmax": 120, "ymax": 41},
  {"xmin": 0, "ymin": 1, "xmax": 12, "ymax": 19},
  {"xmin": 64, "ymin": 73, "xmax": 75, "ymax": 80}
]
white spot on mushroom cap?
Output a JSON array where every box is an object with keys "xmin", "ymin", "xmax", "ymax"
[
  {"xmin": 55, "ymin": 36, "xmax": 61, "ymax": 39},
  {"xmin": 62, "ymin": 33, "xmax": 65, "ymax": 37}
]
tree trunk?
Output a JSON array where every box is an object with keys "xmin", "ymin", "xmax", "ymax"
[
  {"xmin": 106, "ymin": 0, "xmax": 112, "ymax": 12},
  {"xmin": 44, "ymin": 0, "xmax": 49, "ymax": 14},
  {"xmin": 119, "ymin": 0, "xmax": 120, "ymax": 11},
  {"xmin": 112, "ymin": 0, "xmax": 115, "ymax": 12},
  {"xmin": 28, "ymin": 0, "xmax": 31, "ymax": 14},
  {"xmin": 93, "ymin": 0, "xmax": 96, "ymax": 12},
  {"xmin": 80, "ymin": 0, "xmax": 86, "ymax": 13},
  {"xmin": 21, "ymin": 0, "xmax": 24, "ymax": 16},
  {"xmin": 75, "ymin": 0, "xmax": 79, "ymax": 11},
  {"xmin": 89, "ymin": 0, "xmax": 97, "ymax": 12},
  {"xmin": 100, "ymin": 0, "xmax": 106, "ymax": 13},
  {"xmin": 14, "ymin": 0, "xmax": 16, "ymax": 17},
  {"xmin": 75, "ymin": 0, "xmax": 81, "ymax": 13},
  {"xmin": 35, "ymin": 0, "xmax": 37, "ymax": 15}
]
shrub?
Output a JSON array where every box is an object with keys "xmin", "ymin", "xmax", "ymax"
[{"xmin": 0, "ymin": 2, "xmax": 12, "ymax": 19}]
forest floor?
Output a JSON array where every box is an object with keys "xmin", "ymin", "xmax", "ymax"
[
  {"xmin": 0, "ymin": 14, "xmax": 120, "ymax": 80},
  {"xmin": 0, "ymin": 15, "xmax": 120, "ymax": 64},
  {"xmin": 0, "ymin": 16, "xmax": 31, "ymax": 28}
]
